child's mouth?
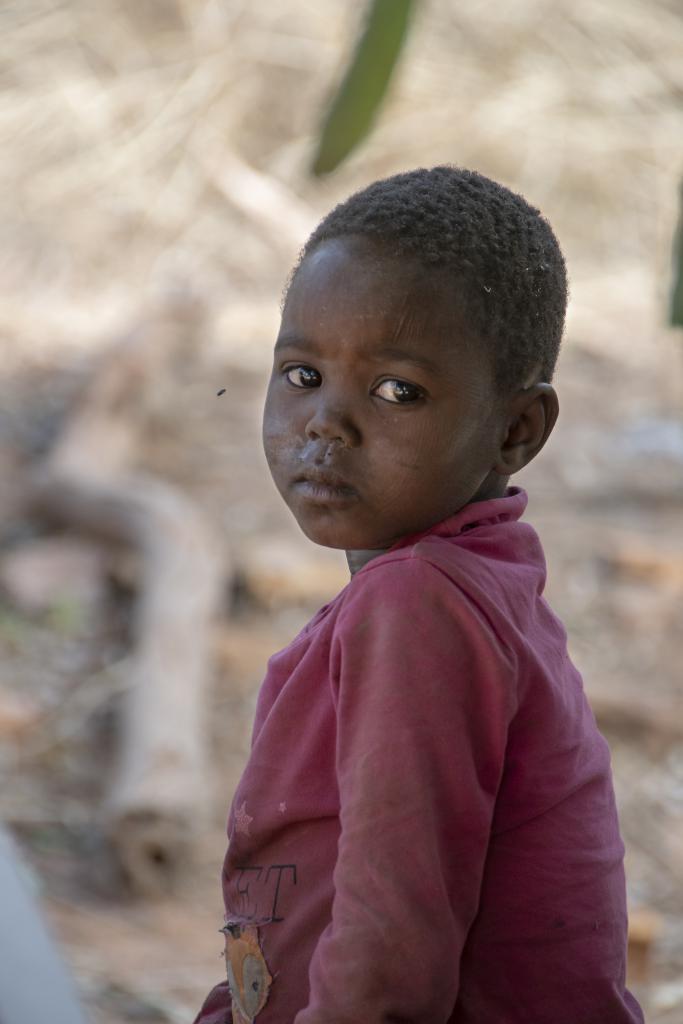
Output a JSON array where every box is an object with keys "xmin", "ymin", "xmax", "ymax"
[{"xmin": 293, "ymin": 471, "xmax": 358, "ymax": 506}]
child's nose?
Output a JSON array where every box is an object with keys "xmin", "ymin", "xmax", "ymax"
[{"xmin": 304, "ymin": 398, "xmax": 361, "ymax": 449}]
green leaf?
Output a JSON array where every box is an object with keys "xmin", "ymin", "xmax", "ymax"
[
  {"xmin": 671, "ymin": 178, "xmax": 683, "ymax": 329},
  {"xmin": 311, "ymin": 0, "xmax": 416, "ymax": 176}
]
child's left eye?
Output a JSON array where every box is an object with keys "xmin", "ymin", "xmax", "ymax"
[
  {"xmin": 285, "ymin": 366, "xmax": 322, "ymax": 388},
  {"xmin": 373, "ymin": 379, "xmax": 422, "ymax": 404}
]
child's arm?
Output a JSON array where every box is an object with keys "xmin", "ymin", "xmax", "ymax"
[{"xmin": 295, "ymin": 556, "xmax": 515, "ymax": 1024}]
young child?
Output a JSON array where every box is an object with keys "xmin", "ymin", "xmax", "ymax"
[{"xmin": 194, "ymin": 167, "xmax": 643, "ymax": 1024}]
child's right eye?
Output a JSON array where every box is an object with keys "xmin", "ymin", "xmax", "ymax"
[{"xmin": 285, "ymin": 366, "xmax": 322, "ymax": 388}]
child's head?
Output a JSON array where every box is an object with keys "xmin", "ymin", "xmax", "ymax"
[{"xmin": 263, "ymin": 166, "xmax": 567, "ymax": 553}]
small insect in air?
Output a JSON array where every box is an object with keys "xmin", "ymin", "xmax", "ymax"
[{"xmin": 217, "ymin": 388, "xmax": 226, "ymax": 396}]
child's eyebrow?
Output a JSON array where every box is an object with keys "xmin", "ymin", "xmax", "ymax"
[
  {"xmin": 274, "ymin": 332, "xmax": 315, "ymax": 353},
  {"xmin": 373, "ymin": 346, "xmax": 440, "ymax": 374},
  {"xmin": 274, "ymin": 334, "xmax": 439, "ymax": 374}
]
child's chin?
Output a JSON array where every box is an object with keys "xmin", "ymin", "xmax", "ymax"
[
  {"xmin": 297, "ymin": 522, "xmax": 357, "ymax": 550},
  {"xmin": 293, "ymin": 513, "xmax": 371, "ymax": 552}
]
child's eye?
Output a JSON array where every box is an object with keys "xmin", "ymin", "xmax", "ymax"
[
  {"xmin": 373, "ymin": 379, "xmax": 423, "ymax": 404},
  {"xmin": 285, "ymin": 366, "xmax": 322, "ymax": 388}
]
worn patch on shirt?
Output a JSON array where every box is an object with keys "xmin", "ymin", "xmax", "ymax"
[{"xmin": 222, "ymin": 922, "xmax": 272, "ymax": 1024}]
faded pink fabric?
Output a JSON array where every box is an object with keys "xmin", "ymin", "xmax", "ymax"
[{"xmin": 194, "ymin": 488, "xmax": 643, "ymax": 1024}]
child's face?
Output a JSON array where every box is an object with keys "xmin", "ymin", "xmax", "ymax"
[{"xmin": 262, "ymin": 237, "xmax": 506, "ymax": 552}]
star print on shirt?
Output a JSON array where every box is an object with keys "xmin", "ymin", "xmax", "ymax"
[
  {"xmin": 234, "ymin": 801, "xmax": 253, "ymax": 836},
  {"xmin": 278, "ymin": 802, "xmax": 287, "ymax": 813}
]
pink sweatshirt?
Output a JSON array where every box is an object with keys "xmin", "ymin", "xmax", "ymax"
[{"xmin": 194, "ymin": 488, "xmax": 643, "ymax": 1024}]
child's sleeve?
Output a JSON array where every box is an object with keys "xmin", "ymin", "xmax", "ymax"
[
  {"xmin": 192, "ymin": 980, "xmax": 231, "ymax": 1024},
  {"xmin": 295, "ymin": 555, "xmax": 517, "ymax": 1024}
]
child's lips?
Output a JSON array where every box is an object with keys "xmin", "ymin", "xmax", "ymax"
[{"xmin": 293, "ymin": 469, "xmax": 359, "ymax": 505}]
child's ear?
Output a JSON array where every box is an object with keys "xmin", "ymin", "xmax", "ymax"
[{"xmin": 493, "ymin": 383, "xmax": 559, "ymax": 476}]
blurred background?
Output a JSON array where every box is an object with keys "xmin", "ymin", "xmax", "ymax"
[{"xmin": 0, "ymin": 1, "xmax": 682, "ymax": 1021}]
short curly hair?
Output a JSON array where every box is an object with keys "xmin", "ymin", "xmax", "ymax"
[{"xmin": 290, "ymin": 166, "xmax": 568, "ymax": 395}]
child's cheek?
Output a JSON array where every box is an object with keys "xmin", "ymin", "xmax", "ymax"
[{"xmin": 262, "ymin": 397, "xmax": 293, "ymax": 457}]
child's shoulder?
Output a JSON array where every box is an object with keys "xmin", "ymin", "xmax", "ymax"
[
  {"xmin": 337, "ymin": 545, "xmax": 489, "ymax": 634},
  {"xmin": 343, "ymin": 524, "xmax": 525, "ymax": 605},
  {"xmin": 335, "ymin": 513, "xmax": 545, "ymax": 660},
  {"xmin": 329, "ymin": 543, "xmax": 521, "ymax": 705}
]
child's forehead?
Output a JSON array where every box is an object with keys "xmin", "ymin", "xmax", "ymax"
[{"xmin": 287, "ymin": 237, "xmax": 458, "ymax": 329}]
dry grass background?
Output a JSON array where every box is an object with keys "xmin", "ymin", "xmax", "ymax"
[
  {"xmin": 1, "ymin": 1, "xmax": 683, "ymax": 1022},
  {"xmin": 1, "ymin": 0, "xmax": 682, "ymax": 369}
]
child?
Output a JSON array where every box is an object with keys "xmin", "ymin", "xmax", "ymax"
[{"xmin": 194, "ymin": 167, "xmax": 643, "ymax": 1024}]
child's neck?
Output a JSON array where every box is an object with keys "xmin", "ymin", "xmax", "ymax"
[{"xmin": 345, "ymin": 548, "xmax": 388, "ymax": 576}]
